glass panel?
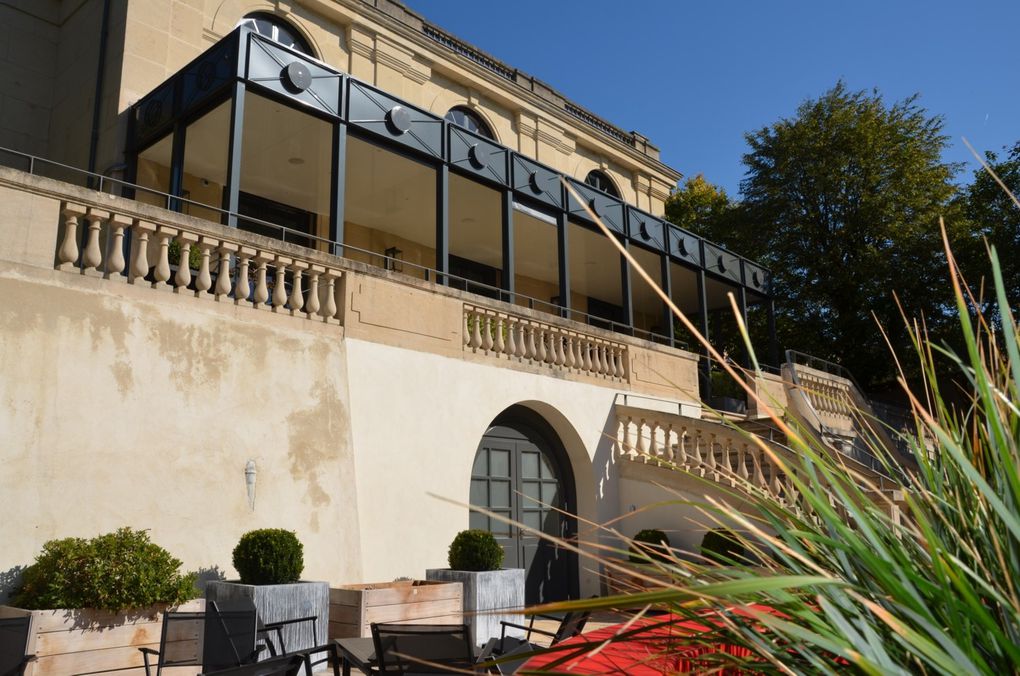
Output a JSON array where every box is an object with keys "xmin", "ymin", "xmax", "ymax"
[
  {"xmin": 239, "ymin": 93, "xmax": 333, "ymax": 250},
  {"xmin": 181, "ymin": 100, "xmax": 230, "ymax": 223},
  {"xmin": 491, "ymin": 510, "xmax": 512, "ymax": 535},
  {"xmin": 469, "ymin": 511, "xmax": 488, "ymax": 531},
  {"xmin": 631, "ymin": 244, "xmax": 666, "ymax": 342},
  {"xmin": 135, "ymin": 134, "xmax": 172, "ymax": 209},
  {"xmin": 490, "ymin": 449, "xmax": 509, "ymax": 477},
  {"xmin": 449, "ymin": 174, "xmax": 502, "ymax": 298},
  {"xmin": 470, "ymin": 479, "xmax": 487, "ymax": 506},
  {"xmin": 568, "ymin": 222, "xmax": 622, "ymax": 331},
  {"xmin": 520, "ymin": 451, "xmax": 539, "ymax": 479},
  {"xmin": 490, "ymin": 480, "xmax": 510, "ymax": 508},
  {"xmin": 472, "ymin": 451, "xmax": 487, "ymax": 476},
  {"xmin": 670, "ymin": 261, "xmax": 699, "ymax": 350},
  {"xmin": 522, "ymin": 481, "xmax": 540, "ymax": 507},
  {"xmin": 512, "ymin": 206, "xmax": 559, "ymax": 314},
  {"xmin": 541, "ymin": 482, "xmax": 558, "ymax": 505},
  {"xmin": 523, "ymin": 511, "xmax": 542, "ymax": 531},
  {"xmin": 345, "ymin": 136, "xmax": 437, "ymax": 280},
  {"xmin": 539, "ymin": 455, "xmax": 554, "ymax": 480}
]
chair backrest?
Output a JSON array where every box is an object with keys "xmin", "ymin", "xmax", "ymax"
[
  {"xmin": 157, "ymin": 611, "xmax": 205, "ymax": 669},
  {"xmin": 551, "ymin": 611, "xmax": 590, "ymax": 645},
  {"xmin": 198, "ymin": 654, "xmax": 304, "ymax": 676},
  {"xmin": 204, "ymin": 600, "xmax": 259, "ymax": 672},
  {"xmin": 371, "ymin": 623, "xmax": 475, "ymax": 674},
  {"xmin": 0, "ymin": 616, "xmax": 33, "ymax": 676}
]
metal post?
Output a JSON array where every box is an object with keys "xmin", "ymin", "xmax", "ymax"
[
  {"xmin": 620, "ymin": 238, "xmax": 633, "ymax": 335},
  {"xmin": 168, "ymin": 121, "xmax": 186, "ymax": 213},
  {"xmin": 660, "ymin": 253, "xmax": 673, "ymax": 347},
  {"xmin": 501, "ymin": 188, "xmax": 515, "ymax": 302},
  {"xmin": 738, "ymin": 285, "xmax": 750, "ymax": 369},
  {"xmin": 557, "ymin": 211, "xmax": 569, "ymax": 318},
  {"xmin": 222, "ymin": 80, "xmax": 246, "ymax": 228},
  {"xmin": 330, "ymin": 123, "xmax": 347, "ymax": 257},
  {"xmin": 697, "ymin": 267, "xmax": 711, "ymax": 402},
  {"xmin": 436, "ymin": 163, "xmax": 449, "ymax": 285}
]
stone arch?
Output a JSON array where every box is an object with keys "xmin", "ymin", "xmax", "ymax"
[{"xmin": 211, "ymin": 1, "xmax": 325, "ymax": 60}]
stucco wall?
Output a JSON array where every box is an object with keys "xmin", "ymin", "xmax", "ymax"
[{"xmin": 0, "ymin": 261, "xmax": 363, "ymax": 600}]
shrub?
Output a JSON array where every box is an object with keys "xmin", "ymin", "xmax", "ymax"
[
  {"xmin": 629, "ymin": 528, "xmax": 671, "ymax": 563},
  {"xmin": 12, "ymin": 528, "xmax": 196, "ymax": 612},
  {"xmin": 447, "ymin": 529, "xmax": 503, "ymax": 571},
  {"xmin": 232, "ymin": 529, "xmax": 304, "ymax": 585},
  {"xmin": 700, "ymin": 528, "xmax": 746, "ymax": 564}
]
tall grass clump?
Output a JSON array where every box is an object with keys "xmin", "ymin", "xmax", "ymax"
[{"xmin": 517, "ymin": 179, "xmax": 1020, "ymax": 675}]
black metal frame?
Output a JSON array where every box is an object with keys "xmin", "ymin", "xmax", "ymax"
[
  {"xmin": 370, "ymin": 622, "xmax": 476, "ymax": 674},
  {"xmin": 0, "ymin": 616, "xmax": 35, "ymax": 676},
  {"xmin": 128, "ymin": 26, "xmax": 776, "ymax": 355}
]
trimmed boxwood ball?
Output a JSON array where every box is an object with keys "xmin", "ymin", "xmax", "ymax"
[
  {"xmin": 700, "ymin": 528, "xmax": 746, "ymax": 564},
  {"xmin": 629, "ymin": 528, "xmax": 672, "ymax": 563},
  {"xmin": 232, "ymin": 529, "xmax": 304, "ymax": 585},
  {"xmin": 448, "ymin": 529, "xmax": 504, "ymax": 571}
]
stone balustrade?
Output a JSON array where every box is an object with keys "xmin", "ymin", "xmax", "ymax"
[
  {"xmin": 615, "ymin": 405, "xmax": 798, "ymax": 505},
  {"xmin": 464, "ymin": 304, "xmax": 628, "ymax": 382},
  {"xmin": 54, "ymin": 201, "xmax": 343, "ymax": 323}
]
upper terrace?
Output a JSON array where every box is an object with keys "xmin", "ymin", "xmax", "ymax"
[{"xmin": 116, "ymin": 26, "xmax": 775, "ymax": 404}]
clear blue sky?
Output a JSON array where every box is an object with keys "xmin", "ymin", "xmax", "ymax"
[{"xmin": 402, "ymin": 0, "xmax": 1020, "ymax": 197}]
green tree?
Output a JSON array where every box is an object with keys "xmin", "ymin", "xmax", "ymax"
[
  {"xmin": 958, "ymin": 142, "xmax": 1020, "ymax": 307},
  {"xmin": 664, "ymin": 174, "xmax": 735, "ymax": 237},
  {"xmin": 733, "ymin": 82, "xmax": 961, "ymax": 388}
]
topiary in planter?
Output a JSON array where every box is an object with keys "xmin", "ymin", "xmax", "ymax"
[
  {"xmin": 12, "ymin": 527, "xmax": 197, "ymax": 612},
  {"xmin": 700, "ymin": 528, "xmax": 747, "ymax": 564},
  {"xmin": 447, "ymin": 529, "xmax": 504, "ymax": 571},
  {"xmin": 232, "ymin": 529, "xmax": 304, "ymax": 585},
  {"xmin": 628, "ymin": 528, "xmax": 672, "ymax": 563}
]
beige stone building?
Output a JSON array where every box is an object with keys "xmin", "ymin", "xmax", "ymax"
[{"xmin": 0, "ymin": 0, "xmax": 901, "ymax": 608}]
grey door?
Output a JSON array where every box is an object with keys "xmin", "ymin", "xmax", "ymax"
[{"xmin": 470, "ymin": 424, "xmax": 576, "ymax": 603}]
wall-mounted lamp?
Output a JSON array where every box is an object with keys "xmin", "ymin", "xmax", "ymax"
[
  {"xmin": 384, "ymin": 247, "xmax": 403, "ymax": 273},
  {"xmin": 244, "ymin": 459, "xmax": 257, "ymax": 511}
]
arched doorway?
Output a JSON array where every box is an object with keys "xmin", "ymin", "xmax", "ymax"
[{"xmin": 470, "ymin": 406, "xmax": 579, "ymax": 604}]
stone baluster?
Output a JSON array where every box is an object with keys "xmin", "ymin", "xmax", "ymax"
[
  {"xmin": 104, "ymin": 214, "xmax": 131, "ymax": 282},
  {"xmin": 494, "ymin": 316, "xmax": 506, "ymax": 355},
  {"xmin": 253, "ymin": 254, "xmax": 270, "ymax": 307},
  {"xmin": 464, "ymin": 311, "xmax": 472, "ymax": 347},
  {"xmin": 333, "ymin": 271, "xmax": 344, "ymax": 324},
  {"xmin": 173, "ymin": 233, "xmax": 198, "ymax": 292},
  {"xmin": 505, "ymin": 318, "xmax": 517, "ymax": 357},
  {"xmin": 593, "ymin": 343, "xmax": 605, "ymax": 375},
  {"xmin": 581, "ymin": 340, "xmax": 593, "ymax": 373},
  {"xmin": 467, "ymin": 310, "xmax": 481, "ymax": 349},
  {"xmin": 535, "ymin": 328, "xmax": 547, "ymax": 362},
  {"xmin": 194, "ymin": 238, "xmax": 214, "ymax": 297},
  {"xmin": 525, "ymin": 325, "xmax": 537, "ymax": 360},
  {"xmin": 234, "ymin": 247, "xmax": 253, "ymax": 306},
  {"xmin": 272, "ymin": 257, "xmax": 290, "ymax": 311},
  {"xmin": 562, "ymin": 335, "xmax": 574, "ymax": 369},
  {"xmin": 737, "ymin": 445, "xmax": 750, "ymax": 481},
  {"xmin": 80, "ymin": 208, "xmax": 108, "ymax": 276},
  {"xmin": 692, "ymin": 432, "xmax": 704, "ymax": 472},
  {"xmin": 56, "ymin": 203, "xmax": 86, "ymax": 270},
  {"xmin": 289, "ymin": 262, "xmax": 306, "ymax": 315},
  {"xmin": 753, "ymin": 451, "xmax": 766, "ymax": 489},
  {"xmin": 639, "ymin": 418, "xmax": 651, "ymax": 459},
  {"xmin": 321, "ymin": 271, "xmax": 339, "ymax": 322},
  {"xmin": 481, "ymin": 314, "xmax": 494, "ymax": 351},
  {"xmin": 676, "ymin": 427, "xmax": 688, "ymax": 468},
  {"xmin": 152, "ymin": 226, "xmax": 175, "ymax": 290},
  {"xmin": 305, "ymin": 266, "xmax": 322, "ymax": 318},
  {"xmin": 616, "ymin": 348, "xmax": 627, "ymax": 379},
  {"xmin": 707, "ymin": 435, "xmax": 719, "ymax": 480},
  {"xmin": 664, "ymin": 423, "xmax": 675, "ymax": 463},
  {"xmin": 553, "ymin": 333, "xmax": 565, "ymax": 366},
  {"xmin": 623, "ymin": 415, "xmax": 635, "ymax": 459},
  {"xmin": 215, "ymin": 243, "xmax": 237, "ymax": 301},
  {"xmin": 129, "ymin": 221, "xmax": 156, "ymax": 285}
]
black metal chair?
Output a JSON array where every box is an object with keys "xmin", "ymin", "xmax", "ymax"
[
  {"xmin": 140, "ymin": 600, "xmax": 262, "ymax": 676},
  {"xmin": 258, "ymin": 614, "xmax": 340, "ymax": 676},
  {"xmin": 371, "ymin": 623, "xmax": 477, "ymax": 674},
  {"xmin": 497, "ymin": 609, "xmax": 590, "ymax": 647},
  {"xmin": 0, "ymin": 616, "xmax": 35, "ymax": 676},
  {"xmin": 199, "ymin": 654, "xmax": 305, "ymax": 676}
]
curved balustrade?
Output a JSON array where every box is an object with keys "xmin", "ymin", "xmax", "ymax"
[
  {"xmin": 614, "ymin": 408, "xmax": 799, "ymax": 506},
  {"xmin": 463, "ymin": 304, "xmax": 628, "ymax": 382},
  {"xmin": 54, "ymin": 201, "xmax": 344, "ymax": 324}
]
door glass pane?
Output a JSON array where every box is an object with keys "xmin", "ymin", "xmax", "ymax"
[
  {"xmin": 472, "ymin": 451, "xmax": 487, "ymax": 475},
  {"xmin": 491, "ymin": 510, "xmax": 512, "ymax": 536},
  {"xmin": 523, "ymin": 511, "xmax": 542, "ymax": 531},
  {"xmin": 470, "ymin": 479, "xmax": 487, "ymax": 505},
  {"xmin": 490, "ymin": 449, "xmax": 510, "ymax": 477},
  {"xmin": 469, "ymin": 512, "xmax": 488, "ymax": 531},
  {"xmin": 541, "ymin": 483, "xmax": 558, "ymax": 505},
  {"xmin": 490, "ymin": 480, "xmax": 510, "ymax": 508},
  {"xmin": 539, "ymin": 455, "xmax": 555, "ymax": 479},
  {"xmin": 521, "ymin": 451, "xmax": 539, "ymax": 479},
  {"xmin": 522, "ymin": 481, "xmax": 540, "ymax": 507}
]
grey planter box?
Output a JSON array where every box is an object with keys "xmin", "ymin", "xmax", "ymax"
[
  {"xmin": 206, "ymin": 580, "xmax": 329, "ymax": 661},
  {"xmin": 425, "ymin": 568, "xmax": 525, "ymax": 646}
]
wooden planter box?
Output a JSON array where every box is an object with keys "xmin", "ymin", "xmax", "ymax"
[
  {"xmin": 328, "ymin": 580, "xmax": 462, "ymax": 639},
  {"xmin": 0, "ymin": 599, "xmax": 203, "ymax": 676}
]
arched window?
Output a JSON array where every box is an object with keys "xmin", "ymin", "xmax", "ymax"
[
  {"xmin": 239, "ymin": 12, "xmax": 314, "ymax": 57},
  {"xmin": 584, "ymin": 169, "xmax": 619, "ymax": 198},
  {"xmin": 445, "ymin": 106, "xmax": 495, "ymax": 140}
]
